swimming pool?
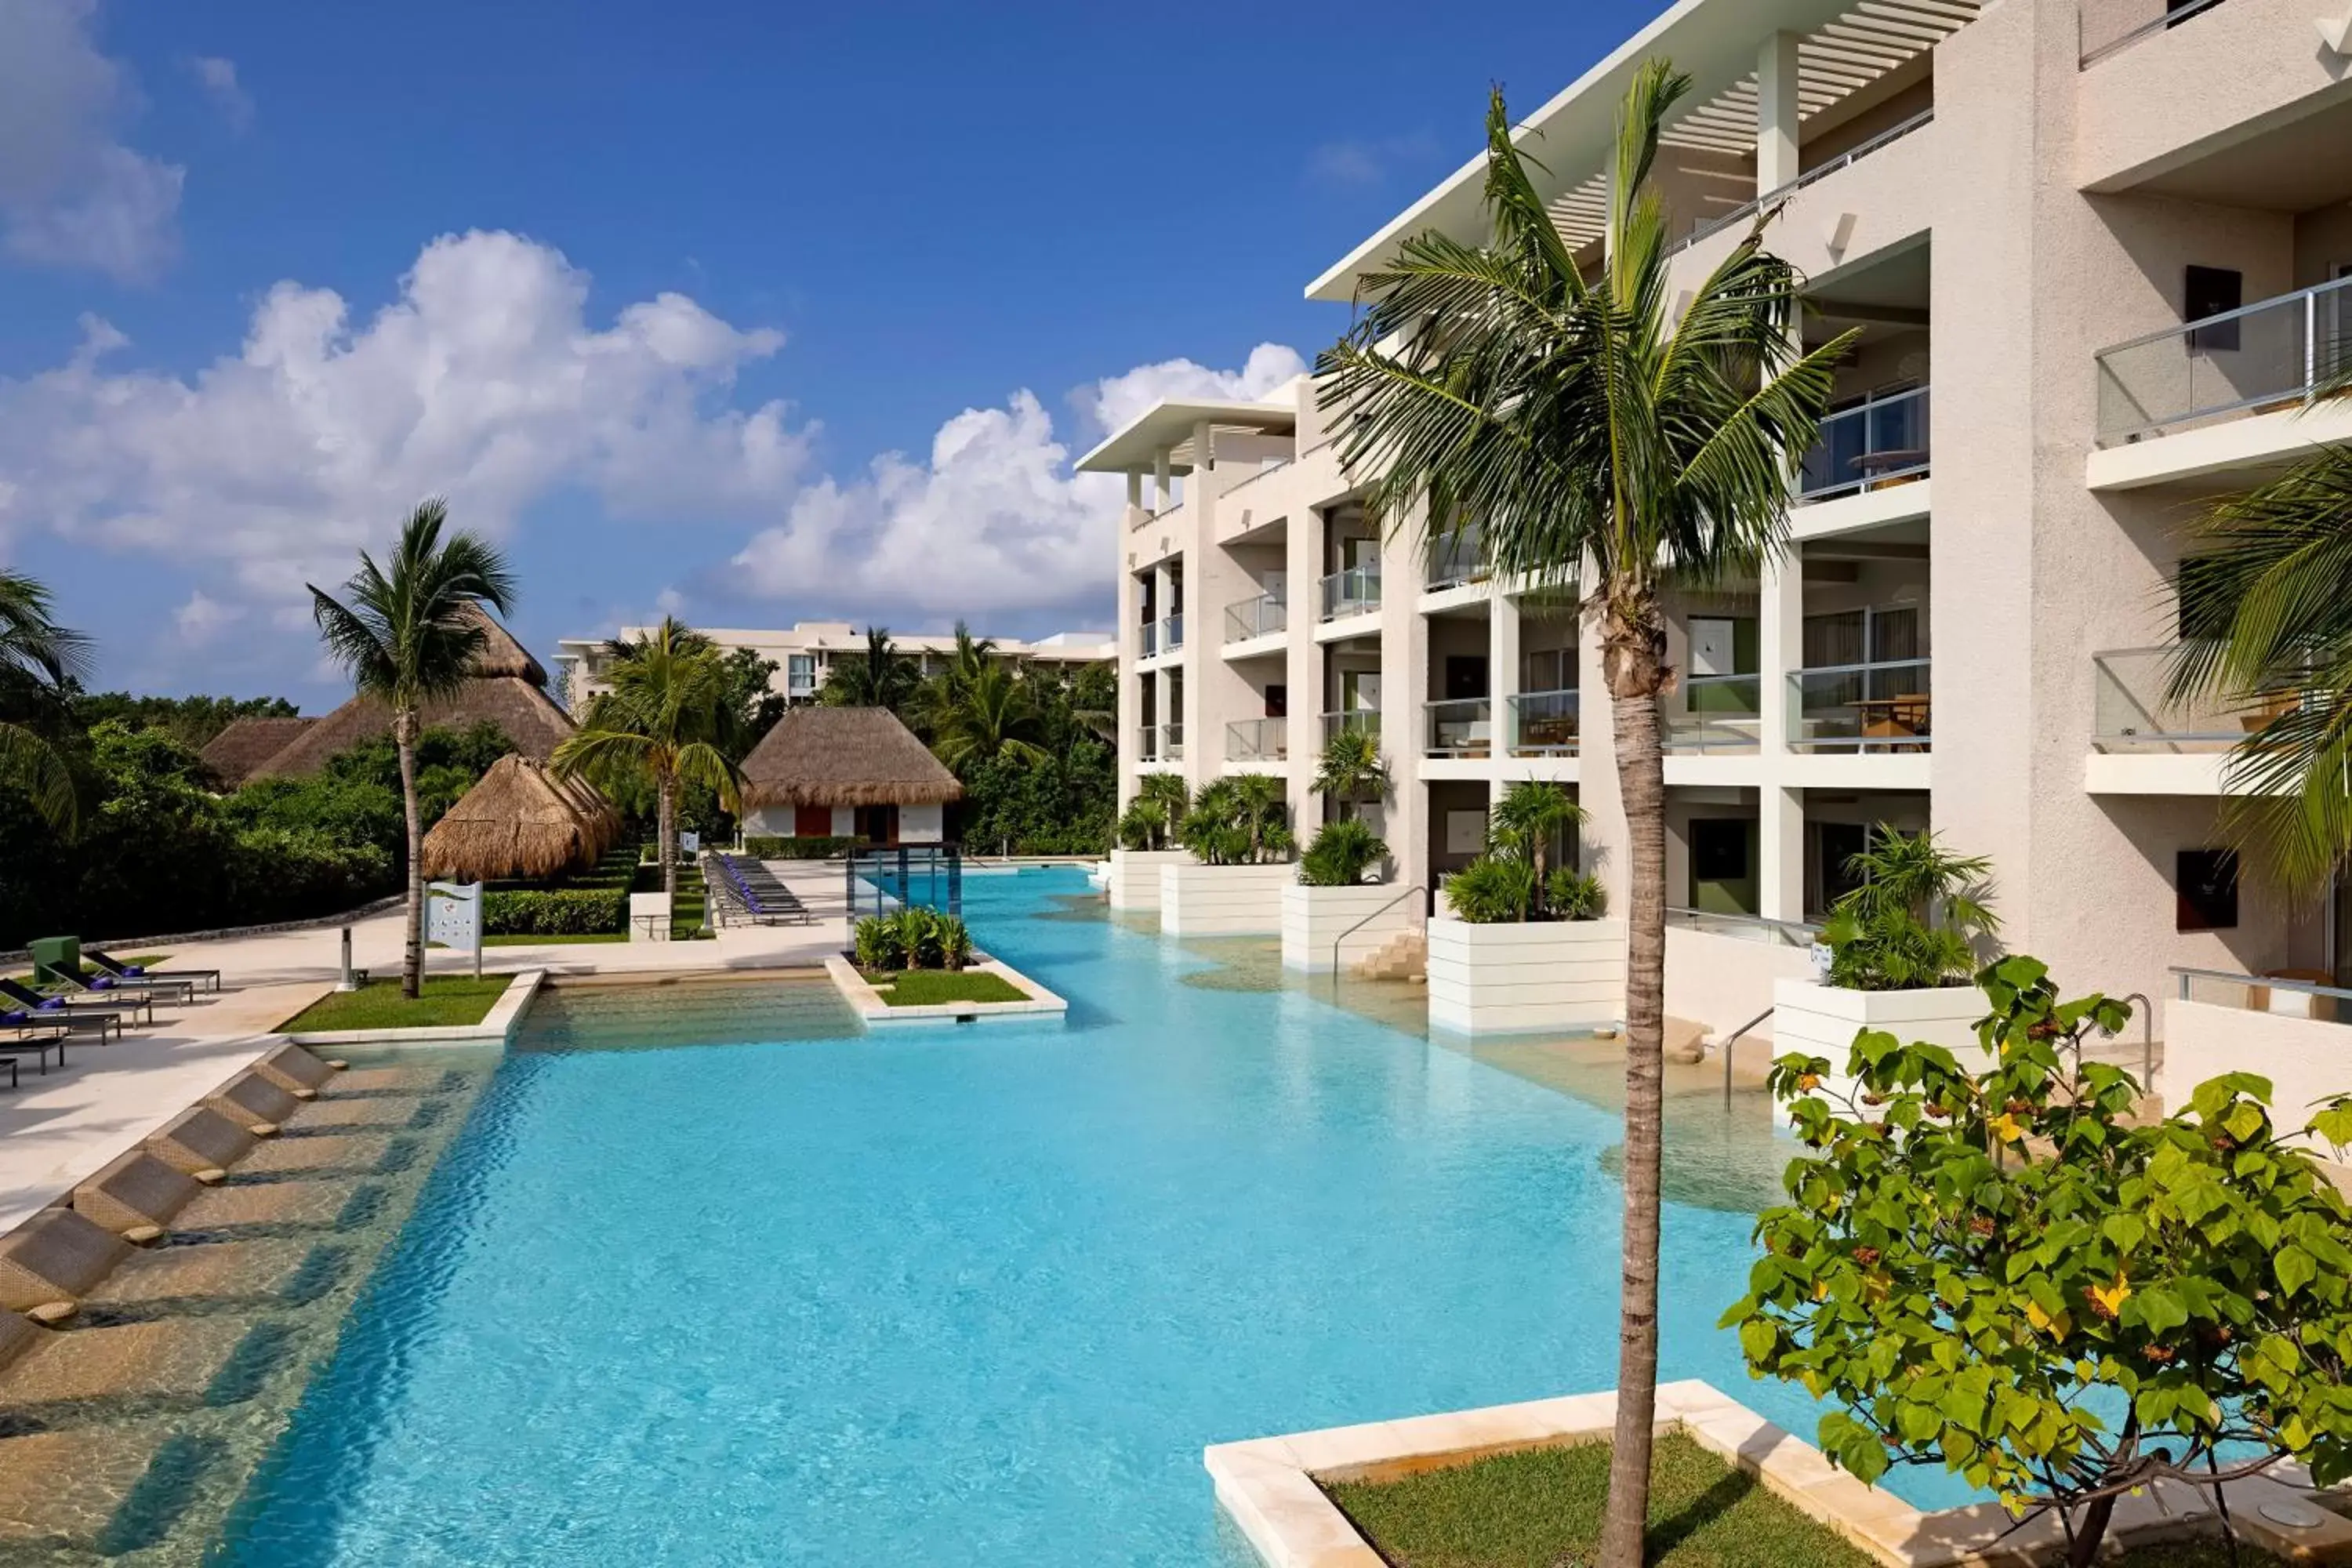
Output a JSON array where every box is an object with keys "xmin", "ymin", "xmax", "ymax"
[{"xmin": 212, "ymin": 868, "xmax": 1952, "ymax": 1565}]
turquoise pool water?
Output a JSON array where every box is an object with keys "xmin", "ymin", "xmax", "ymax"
[{"xmin": 213, "ymin": 869, "xmax": 1945, "ymax": 1565}]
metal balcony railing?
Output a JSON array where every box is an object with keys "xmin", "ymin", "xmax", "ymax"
[
  {"xmin": 2174, "ymin": 965, "xmax": 2352, "ymax": 1023},
  {"xmin": 1319, "ymin": 565, "xmax": 1381, "ymax": 621},
  {"xmin": 1225, "ymin": 593, "xmax": 1287, "ymax": 643},
  {"xmin": 1321, "ymin": 710, "xmax": 1381, "ymax": 742},
  {"xmin": 2079, "ymin": 0, "xmax": 2230, "ymax": 66},
  {"xmin": 2090, "ymin": 646, "xmax": 2276, "ymax": 753},
  {"xmin": 1662, "ymin": 674, "xmax": 1761, "ymax": 753},
  {"xmin": 1788, "ymin": 658, "xmax": 1933, "ymax": 752},
  {"xmin": 1226, "ymin": 717, "xmax": 1287, "ymax": 762},
  {"xmin": 1427, "ymin": 527, "xmax": 1486, "ymax": 590},
  {"xmin": 1139, "ymin": 620, "xmax": 1158, "ymax": 658},
  {"xmin": 1137, "ymin": 724, "xmax": 1160, "ymax": 762},
  {"xmin": 2095, "ymin": 274, "xmax": 2352, "ymax": 445},
  {"xmin": 1425, "ymin": 697, "xmax": 1494, "ymax": 757},
  {"xmin": 1668, "ymin": 108, "xmax": 1935, "ymax": 256},
  {"xmin": 1159, "ymin": 612, "xmax": 1185, "ymax": 654},
  {"xmin": 1798, "ymin": 387, "xmax": 1930, "ymax": 502},
  {"xmin": 1666, "ymin": 906, "xmax": 1822, "ymax": 947},
  {"xmin": 1508, "ymin": 689, "xmax": 1581, "ymax": 756}
]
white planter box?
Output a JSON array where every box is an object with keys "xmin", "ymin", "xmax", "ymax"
[
  {"xmin": 1161, "ymin": 862, "xmax": 1292, "ymax": 936},
  {"xmin": 1770, "ymin": 979, "xmax": 1987, "ymax": 1116},
  {"xmin": 1427, "ymin": 917, "xmax": 1627, "ymax": 1036},
  {"xmin": 1281, "ymin": 882, "xmax": 1417, "ymax": 972},
  {"xmin": 1108, "ymin": 848, "xmax": 1192, "ymax": 912}
]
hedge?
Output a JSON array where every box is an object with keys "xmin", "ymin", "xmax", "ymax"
[
  {"xmin": 743, "ymin": 835, "xmax": 859, "ymax": 860},
  {"xmin": 481, "ymin": 887, "xmax": 629, "ymax": 937}
]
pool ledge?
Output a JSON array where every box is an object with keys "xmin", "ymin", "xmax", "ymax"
[
  {"xmin": 1204, "ymin": 1379, "xmax": 2351, "ymax": 1567},
  {"xmin": 821, "ymin": 956, "xmax": 1069, "ymax": 1027},
  {"xmin": 278, "ymin": 968, "xmax": 545, "ymax": 1048}
]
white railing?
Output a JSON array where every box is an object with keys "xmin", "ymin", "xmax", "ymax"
[
  {"xmin": 1668, "ymin": 109, "xmax": 1936, "ymax": 256},
  {"xmin": 2080, "ymin": 0, "xmax": 2230, "ymax": 65},
  {"xmin": 1663, "ymin": 674, "xmax": 1762, "ymax": 753},
  {"xmin": 1319, "ymin": 565, "xmax": 1382, "ymax": 621},
  {"xmin": 1139, "ymin": 620, "xmax": 1158, "ymax": 658},
  {"xmin": 1798, "ymin": 387, "xmax": 1930, "ymax": 502},
  {"xmin": 1226, "ymin": 717, "xmax": 1288, "ymax": 762},
  {"xmin": 1425, "ymin": 697, "xmax": 1494, "ymax": 757},
  {"xmin": 1508, "ymin": 689, "xmax": 1581, "ymax": 756},
  {"xmin": 1667, "ymin": 906, "xmax": 1821, "ymax": 947},
  {"xmin": 2094, "ymin": 274, "xmax": 2352, "ymax": 445},
  {"xmin": 1137, "ymin": 724, "xmax": 1160, "ymax": 762},
  {"xmin": 1788, "ymin": 658, "xmax": 1933, "ymax": 752},
  {"xmin": 2175, "ymin": 965, "xmax": 2351, "ymax": 1022},
  {"xmin": 1225, "ymin": 593, "xmax": 1287, "ymax": 642},
  {"xmin": 1159, "ymin": 612, "xmax": 1185, "ymax": 654},
  {"xmin": 1162, "ymin": 722, "xmax": 1185, "ymax": 762}
]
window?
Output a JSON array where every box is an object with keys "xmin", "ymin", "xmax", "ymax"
[
  {"xmin": 2176, "ymin": 848, "xmax": 2239, "ymax": 932},
  {"xmin": 1523, "ymin": 648, "xmax": 1576, "ymax": 692},
  {"xmin": 1444, "ymin": 655, "xmax": 1488, "ymax": 701},
  {"xmin": 787, "ymin": 654, "xmax": 816, "ymax": 693},
  {"xmin": 1692, "ymin": 818, "xmax": 1751, "ymax": 882},
  {"xmin": 1263, "ymin": 684, "xmax": 1287, "ymax": 719},
  {"xmin": 2186, "ymin": 265, "xmax": 2243, "ymax": 353}
]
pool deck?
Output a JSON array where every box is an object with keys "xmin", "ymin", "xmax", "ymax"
[{"xmin": 0, "ymin": 859, "xmax": 858, "ymax": 1236}]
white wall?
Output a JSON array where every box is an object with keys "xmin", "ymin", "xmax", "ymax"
[
  {"xmin": 1664, "ymin": 926, "xmax": 1817, "ymax": 1044},
  {"xmin": 2161, "ymin": 1000, "xmax": 2352, "ymax": 1152},
  {"xmin": 902, "ymin": 803, "xmax": 944, "ymax": 844}
]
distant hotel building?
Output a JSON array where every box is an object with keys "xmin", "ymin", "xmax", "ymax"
[{"xmin": 552, "ymin": 622, "xmax": 1116, "ymax": 710}]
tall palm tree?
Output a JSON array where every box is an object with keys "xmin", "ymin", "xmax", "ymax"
[
  {"xmin": 310, "ymin": 500, "xmax": 517, "ymax": 999},
  {"xmin": 552, "ymin": 616, "xmax": 742, "ymax": 906},
  {"xmin": 1311, "ymin": 728, "xmax": 1392, "ymax": 825},
  {"xmin": 2168, "ymin": 443, "xmax": 2352, "ymax": 889},
  {"xmin": 821, "ymin": 626, "xmax": 920, "ymax": 711},
  {"xmin": 931, "ymin": 662, "xmax": 1049, "ymax": 771},
  {"xmin": 1318, "ymin": 65, "xmax": 1849, "ymax": 1563},
  {"xmin": 0, "ymin": 569, "xmax": 91, "ymax": 834},
  {"xmin": 1488, "ymin": 780, "xmax": 1589, "ymax": 918}
]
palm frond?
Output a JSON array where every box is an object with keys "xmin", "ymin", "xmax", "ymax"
[{"xmin": 0, "ymin": 720, "xmax": 79, "ymax": 836}]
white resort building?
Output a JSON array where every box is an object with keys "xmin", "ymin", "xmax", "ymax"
[
  {"xmin": 1085, "ymin": 0, "xmax": 2352, "ymax": 1091},
  {"xmin": 554, "ymin": 622, "xmax": 1115, "ymax": 710}
]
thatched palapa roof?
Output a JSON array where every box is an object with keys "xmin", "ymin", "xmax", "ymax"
[
  {"xmin": 244, "ymin": 607, "xmax": 572, "ymax": 780},
  {"xmin": 420, "ymin": 755, "xmax": 621, "ymax": 881},
  {"xmin": 201, "ymin": 717, "xmax": 317, "ymax": 788},
  {"xmin": 739, "ymin": 706, "xmax": 963, "ymax": 808}
]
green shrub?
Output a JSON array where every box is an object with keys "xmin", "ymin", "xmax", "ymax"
[
  {"xmin": 745, "ymin": 834, "xmax": 858, "ymax": 859},
  {"xmin": 481, "ymin": 887, "xmax": 628, "ymax": 937},
  {"xmin": 852, "ymin": 913, "xmax": 905, "ymax": 970},
  {"xmin": 1298, "ymin": 819, "xmax": 1388, "ymax": 887},
  {"xmin": 853, "ymin": 908, "xmax": 973, "ymax": 971},
  {"xmin": 1443, "ymin": 855, "xmax": 1538, "ymax": 923},
  {"xmin": 1545, "ymin": 867, "xmax": 1607, "ymax": 920},
  {"xmin": 1177, "ymin": 776, "xmax": 1292, "ymax": 866},
  {"xmin": 1822, "ymin": 827, "xmax": 1998, "ymax": 991}
]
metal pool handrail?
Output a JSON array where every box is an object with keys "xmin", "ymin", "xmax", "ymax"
[
  {"xmin": 1334, "ymin": 884, "xmax": 1425, "ymax": 983},
  {"xmin": 1720, "ymin": 1007, "xmax": 1775, "ymax": 1105}
]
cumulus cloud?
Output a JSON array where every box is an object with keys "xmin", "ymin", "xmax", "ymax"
[
  {"xmin": 0, "ymin": 0, "xmax": 183, "ymax": 280},
  {"xmin": 728, "ymin": 344, "xmax": 1304, "ymax": 619},
  {"xmin": 187, "ymin": 56, "xmax": 253, "ymax": 133},
  {"xmin": 172, "ymin": 590, "xmax": 240, "ymax": 646},
  {"xmin": 0, "ymin": 229, "xmax": 807, "ymax": 612}
]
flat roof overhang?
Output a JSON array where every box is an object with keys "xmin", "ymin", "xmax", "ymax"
[{"xmin": 1073, "ymin": 398, "xmax": 1297, "ymax": 475}]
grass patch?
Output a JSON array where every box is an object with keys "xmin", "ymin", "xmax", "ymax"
[
  {"xmin": 865, "ymin": 970, "xmax": 1028, "ymax": 1007},
  {"xmin": 481, "ymin": 932, "xmax": 629, "ymax": 946},
  {"xmin": 670, "ymin": 863, "xmax": 710, "ymax": 940},
  {"xmin": 277, "ymin": 975, "xmax": 512, "ymax": 1033}
]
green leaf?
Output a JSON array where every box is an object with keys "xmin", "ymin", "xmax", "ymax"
[
  {"xmin": 2278, "ymin": 1245, "xmax": 2317, "ymax": 1300},
  {"xmin": 1740, "ymin": 1319, "xmax": 1778, "ymax": 1365},
  {"xmin": 2102, "ymin": 1214, "xmax": 2147, "ymax": 1253}
]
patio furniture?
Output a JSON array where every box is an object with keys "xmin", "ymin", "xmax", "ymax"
[
  {"xmin": 49, "ymin": 966, "xmax": 198, "ymax": 1008},
  {"xmin": 1854, "ymin": 449, "xmax": 1929, "ymax": 488},
  {"xmin": 86, "ymin": 949, "xmax": 221, "ymax": 993},
  {"xmin": 1854, "ymin": 695, "xmax": 1931, "ymax": 750},
  {"xmin": 0, "ymin": 978, "xmax": 142, "ymax": 1033},
  {"xmin": 0, "ymin": 1025, "xmax": 68, "ymax": 1075}
]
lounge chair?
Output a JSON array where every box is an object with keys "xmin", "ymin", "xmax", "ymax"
[
  {"xmin": 48, "ymin": 965, "xmax": 196, "ymax": 1008},
  {"xmin": 0, "ymin": 978, "xmax": 142, "ymax": 1033},
  {"xmin": 86, "ymin": 949, "xmax": 221, "ymax": 993},
  {"xmin": 0, "ymin": 1025, "xmax": 67, "ymax": 1076}
]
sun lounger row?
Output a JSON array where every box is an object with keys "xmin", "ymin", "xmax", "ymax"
[
  {"xmin": 0, "ymin": 946, "xmax": 226, "ymax": 1083},
  {"xmin": 708, "ymin": 851, "xmax": 814, "ymax": 926}
]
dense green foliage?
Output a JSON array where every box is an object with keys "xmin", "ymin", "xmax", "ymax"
[
  {"xmin": 71, "ymin": 691, "xmax": 298, "ymax": 753},
  {"xmin": 1298, "ymin": 818, "xmax": 1388, "ymax": 886},
  {"xmin": 1733, "ymin": 956, "xmax": 2352, "ymax": 1564},
  {"xmin": 1442, "ymin": 784, "xmax": 1602, "ymax": 923},
  {"xmin": 1116, "ymin": 773, "xmax": 1189, "ymax": 851},
  {"xmin": 852, "ymin": 907, "xmax": 972, "ymax": 971},
  {"xmin": 1177, "ymin": 775, "xmax": 1292, "ymax": 866},
  {"xmin": 481, "ymin": 887, "xmax": 630, "ymax": 936},
  {"xmin": 1821, "ymin": 827, "xmax": 1998, "ymax": 991}
]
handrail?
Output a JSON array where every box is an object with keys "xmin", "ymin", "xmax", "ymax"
[
  {"xmin": 2096, "ymin": 270, "xmax": 2352, "ymax": 360},
  {"xmin": 1333, "ymin": 884, "xmax": 1425, "ymax": 982},
  {"xmin": 1789, "ymin": 655, "xmax": 1932, "ymax": 679},
  {"xmin": 1666, "ymin": 906, "xmax": 1821, "ymax": 946},
  {"xmin": 2118, "ymin": 991, "xmax": 2154, "ymax": 1087},
  {"xmin": 2173, "ymin": 965, "xmax": 2352, "ymax": 1004},
  {"xmin": 2081, "ymin": 0, "xmax": 2230, "ymax": 67},
  {"xmin": 1669, "ymin": 108, "xmax": 1935, "ymax": 256},
  {"xmin": 1720, "ymin": 1007, "xmax": 1776, "ymax": 1104}
]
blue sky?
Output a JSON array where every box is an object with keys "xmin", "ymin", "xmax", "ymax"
[{"xmin": 0, "ymin": 0, "xmax": 1643, "ymax": 704}]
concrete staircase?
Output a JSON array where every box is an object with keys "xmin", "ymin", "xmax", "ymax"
[{"xmin": 1354, "ymin": 928, "xmax": 1427, "ymax": 982}]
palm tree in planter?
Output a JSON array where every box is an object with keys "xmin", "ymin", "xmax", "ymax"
[
  {"xmin": 1178, "ymin": 775, "xmax": 1294, "ymax": 865},
  {"xmin": 553, "ymin": 616, "xmax": 743, "ymax": 908},
  {"xmin": 1311, "ymin": 727, "xmax": 1392, "ymax": 827},
  {"xmin": 310, "ymin": 499, "xmax": 517, "ymax": 1000},
  {"xmin": 1116, "ymin": 772, "xmax": 1192, "ymax": 851},
  {"xmin": 1298, "ymin": 818, "xmax": 1388, "ymax": 887},
  {"xmin": 1820, "ymin": 827, "xmax": 1999, "ymax": 991},
  {"xmin": 1316, "ymin": 63, "xmax": 1849, "ymax": 1562}
]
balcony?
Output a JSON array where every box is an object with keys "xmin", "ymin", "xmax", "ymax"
[
  {"xmin": 1139, "ymin": 621, "xmax": 1158, "ymax": 659},
  {"xmin": 1321, "ymin": 710, "xmax": 1380, "ymax": 743},
  {"xmin": 1798, "ymin": 388, "xmax": 1929, "ymax": 503},
  {"xmin": 1137, "ymin": 724, "xmax": 1160, "ymax": 762},
  {"xmin": 1425, "ymin": 698, "xmax": 1494, "ymax": 758},
  {"xmin": 2090, "ymin": 646, "xmax": 2241, "ymax": 753},
  {"xmin": 1662, "ymin": 674, "xmax": 1760, "ymax": 753},
  {"xmin": 1225, "ymin": 593, "xmax": 1287, "ymax": 643},
  {"xmin": 1426, "ymin": 528, "xmax": 1486, "ymax": 590},
  {"xmin": 2078, "ymin": 0, "xmax": 2227, "ymax": 67},
  {"xmin": 1159, "ymin": 612, "xmax": 1185, "ymax": 655},
  {"xmin": 2094, "ymin": 276, "xmax": 2351, "ymax": 447},
  {"xmin": 1508, "ymin": 689, "xmax": 1581, "ymax": 757},
  {"xmin": 1668, "ymin": 108, "xmax": 1936, "ymax": 258},
  {"xmin": 1788, "ymin": 658, "xmax": 1933, "ymax": 752},
  {"xmin": 1226, "ymin": 717, "xmax": 1288, "ymax": 762},
  {"xmin": 1319, "ymin": 565, "xmax": 1381, "ymax": 622}
]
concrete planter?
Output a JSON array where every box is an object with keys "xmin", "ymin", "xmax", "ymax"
[
  {"xmin": 1426, "ymin": 917, "xmax": 1627, "ymax": 1036},
  {"xmin": 1281, "ymin": 882, "xmax": 1416, "ymax": 973},
  {"xmin": 1107, "ymin": 848, "xmax": 1192, "ymax": 912},
  {"xmin": 1770, "ymin": 979, "xmax": 1987, "ymax": 1113},
  {"xmin": 1160, "ymin": 862, "xmax": 1291, "ymax": 937}
]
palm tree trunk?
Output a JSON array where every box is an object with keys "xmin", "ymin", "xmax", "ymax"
[
  {"xmin": 396, "ymin": 713, "xmax": 424, "ymax": 1001},
  {"xmin": 659, "ymin": 772, "xmax": 677, "ymax": 907},
  {"xmin": 1599, "ymin": 595, "xmax": 1670, "ymax": 1568}
]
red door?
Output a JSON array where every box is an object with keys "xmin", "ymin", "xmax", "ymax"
[{"xmin": 794, "ymin": 805, "xmax": 833, "ymax": 837}]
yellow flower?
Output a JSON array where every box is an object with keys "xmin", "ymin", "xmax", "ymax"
[
  {"xmin": 2089, "ymin": 1277, "xmax": 2131, "ymax": 1320},
  {"xmin": 1798, "ymin": 1073, "xmax": 1822, "ymax": 1092},
  {"xmin": 1988, "ymin": 1112, "xmax": 2024, "ymax": 1144}
]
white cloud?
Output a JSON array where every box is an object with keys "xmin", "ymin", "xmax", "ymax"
[
  {"xmin": 728, "ymin": 344, "xmax": 1304, "ymax": 619},
  {"xmin": 0, "ymin": 229, "xmax": 807, "ymax": 612},
  {"xmin": 187, "ymin": 56, "xmax": 253, "ymax": 133},
  {"xmin": 0, "ymin": 0, "xmax": 183, "ymax": 280},
  {"xmin": 172, "ymin": 590, "xmax": 240, "ymax": 645}
]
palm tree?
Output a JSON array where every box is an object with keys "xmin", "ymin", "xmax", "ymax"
[
  {"xmin": 1487, "ymin": 781, "xmax": 1589, "ymax": 920},
  {"xmin": 310, "ymin": 500, "xmax": 517, "ymax": 999},
  {"xmin": 1317, "ymin": 65, "xmax": 1849, "ymax": 1564},
  {"xmin": 821, "ymin": 626, "xmax": 920, "ymax": 711},
  {"xmin": 1311, "ymin": 728, "xmax": 1392, "ymax": 824},
  {"xmin": 931, "ymin": 662, "xmax": 1049, "ymax": 771},
  {"xmin": 0, "ymin": 570, "xmax": 90, "ymax": 834},
  {"xmin": 552, "ymin": 616, "xmax": 742, "ymax": 906},
  {"xmin": 2168, "ymin": 444, "xmax": 2352, "ymax": 889}
]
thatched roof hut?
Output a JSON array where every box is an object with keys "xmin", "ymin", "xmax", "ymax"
[
  {"xmin": 245, "ymin": 608, "xmax": 573, "ymax": 780},
  {"xmin": 420, "ymin": 756, "xmax": 621, "ymax": 881},
  {"xmin": 739, "ymin": 706, "xmax": 962, "ymax": 808},
  {"xmin": 201, "ymin": 717, "xmax": 317, "ymax": 788}
]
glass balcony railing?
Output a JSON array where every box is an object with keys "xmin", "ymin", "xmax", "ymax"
[
  {"xmin": 1425, "ymin": 697, "xmax": 1494, "ymax": 757},
  {"xmin": 2091, "ymin": 646, "xmax": 2256, "ymax": 753},
  {"xmin": 1162, "ymin": 722, "xmax": 1185, "ymax": 762},
  {"xmin": 2079, "ymin": 0, "xmax": 2230, "ymax": 66},
  {"xmin": 1139, "ymin": 621, "xmax": 1158, "ymax": 658},
  {"xmin": 1789, "ymin": 658, "xmax": 1933, "ymax": 752},
  {"xmin": 1225, "ymin": 593, "xmax": 1287, "ymax": 643},
  {"xmin": 1669, "ymin": 108, "xmax": 1935, "ymax": 256},
  {"xmin": 2095, "ymin": 275, "xmax": 2352, "ymax": 446},
  {"xmin": 1319, "ymin": 565, "xmax": 1381, "ymax": 621},
  {"xmin": 1226, "ymin": 717, "xmax": 1287, "ymax": 761},
  {"xmin": 1159, "ymin": 612, "xmax": 1185, "ymax": 653},
  {"xmin": 1798, "ymin": 388, "xmax": 1929, "ymax": 501},
  {"xmin": 1137, "ymin": 724, "xmax": 1160, "ymax": 762},
  {"xmin": 1662, "ymin": 674, "xmax": 1761, "ymax": 752},
  {"xmin": 1427, "ymin": 528, "xmax": 1486, "ymax": 590},
  {"xmin": 1508, "ymin": 689, "xmax": 1581, "ymax": 755},
  {"xmin": 1666, "ymin": 906, "xmax": 1822, "ymax": 947},
  {"xmin": 1321, "ymin": 710, "xmax": 1381, "ymax": 742}
]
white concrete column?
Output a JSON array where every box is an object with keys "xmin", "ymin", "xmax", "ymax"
[
  {"xmin": 1382, "ymin": 509, "xmax": 1430, "ymax": 892},
  {"xmin": 1759, "ymin": 785, "xmax": 1807, "ymax": 924},
  {"xmin": 1153, "ymin": 448, "xmax": 1172, "ymax": 511},
  {"xmin": 1287, "ymin": 510, "xmax": 1320, "ymax": 834},
  {"xmin": 1126, "ymin": 471, "xmax": 1142, "ymax": 510},
  {"xmin": 1758, "ymin": 554, "xmax": 1802, "ymax": 757},
  {"xmin": 1491, "ymin": 593, "xmax": 1522, "ymax": 759},
  {"xmin": 1757, "ymin": 31, "xmax": 1804, "ymax": 194}
]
